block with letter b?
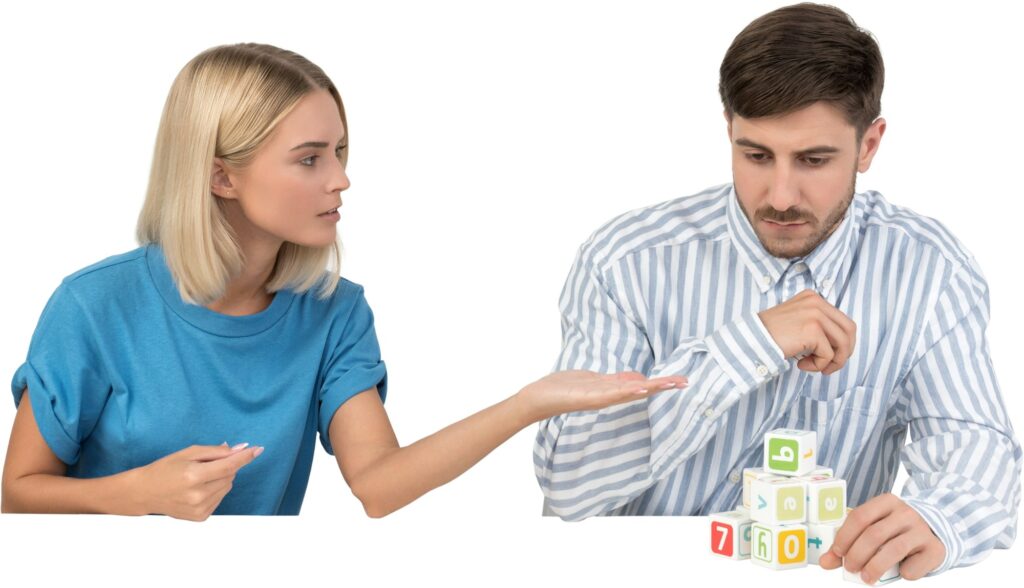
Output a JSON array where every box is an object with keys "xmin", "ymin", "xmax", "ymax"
[
  {"xmin": 710, "ymin": 510, "xmax": 752, "ymax": 560},
  {"xmin": 750, "ymin": 522, "xmax": 808, "ymax": 570},
  {"xmin": 750, "ymin": 476, "xmax": 806, "ymax": 524},
  {"xmin": 764, "ymin": 429, "xmax": 816, "ymax": 476}
]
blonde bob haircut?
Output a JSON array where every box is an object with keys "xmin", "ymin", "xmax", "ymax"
[{"xmin": 136, "ymin": 42, "xmax": 346, "ymax": 305}]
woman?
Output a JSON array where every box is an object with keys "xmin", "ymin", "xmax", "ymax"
[{"xmin": 1, "ymin": 43, "xmax": 686, "ymax": 520}]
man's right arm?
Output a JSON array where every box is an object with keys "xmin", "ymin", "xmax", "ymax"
[{"xmin": 533, "ymin": 247, "xmax": 789, "ymax": 520}]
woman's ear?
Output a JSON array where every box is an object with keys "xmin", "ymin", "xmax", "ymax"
[{"xmin": 210, "ymin": 157, "xmax": 237, "ymax": 199}]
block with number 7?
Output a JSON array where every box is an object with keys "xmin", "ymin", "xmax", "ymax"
[{"xmin": 709, "ymin": 510, "xmax": 753, "ymax": 560}]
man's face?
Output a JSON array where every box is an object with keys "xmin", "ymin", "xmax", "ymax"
[{"xmin": 727, "ymin": 101, "xmax": 885, "ymax": 259}]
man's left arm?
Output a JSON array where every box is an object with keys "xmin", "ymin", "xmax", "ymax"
[{"xmin": 822, "ymin": 256, "xmax": 1022, "ymax": 582}]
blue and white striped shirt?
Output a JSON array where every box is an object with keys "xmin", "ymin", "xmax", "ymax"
[{"xmin": 534, "ymin": 182, "xmax": 1021, "ymax": 575}]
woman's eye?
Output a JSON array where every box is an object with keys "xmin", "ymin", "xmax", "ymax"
[
  {"xmin": 336, "ymin": 145, "xmax": 346, "ymax": 158},
  {"xmin": 300, "ymin": 155, "xmax": 318, "ymax": 167}
]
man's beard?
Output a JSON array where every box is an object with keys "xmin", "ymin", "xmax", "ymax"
[{"xmin": 738, "ymin": 169, "xmax": 856, "ymax": 259}]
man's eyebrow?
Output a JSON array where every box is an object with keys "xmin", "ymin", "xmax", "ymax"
[
  {"xmin": 734, "ymin": 137, "xmax": 840, "ymax": 156},
  {"xmin": 289, "ymin": 137, "xmax": 347, "ymax": 151}
]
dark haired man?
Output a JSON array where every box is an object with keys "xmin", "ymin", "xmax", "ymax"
[{"xmin": 533, "ymin": 2, "xmax": 1020, "ymax": 582}]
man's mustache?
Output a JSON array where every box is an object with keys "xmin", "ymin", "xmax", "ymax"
[{"xmin": 758, "ymin": 208, "xmax": 813, "ymax": 224}]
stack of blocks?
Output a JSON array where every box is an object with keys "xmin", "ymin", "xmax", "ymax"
[{"xmin": 709, "ymin": 428, "xmax": 899, "ymax": 584}]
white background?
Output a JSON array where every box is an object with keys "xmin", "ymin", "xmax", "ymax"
[{"xmin": 1, "ymin": 0, "xmax": 1020, "ymax": 585}]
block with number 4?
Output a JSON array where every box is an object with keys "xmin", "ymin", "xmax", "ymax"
[
  {"xmin": 709, "ymin": 510, "xmax": 752, "ymax": 560},
  {"xmin": 750, "ymin": 522, "xmax": 808, "ymax": 570},
  {"xmin": 843, "ymin": 558, "xmax": 900, "ymax": 584},
  {"xmin": 750, "ymin": 476, "xmax": 806, "ymax": 524},
  {"xmin": 764, "ymin": 429, "xmax": 817, "ymax": 476}
]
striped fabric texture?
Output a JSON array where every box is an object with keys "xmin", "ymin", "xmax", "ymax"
[{"xmin": 534, "ymin": 182, "xmax": 1021, "ymax": 575}]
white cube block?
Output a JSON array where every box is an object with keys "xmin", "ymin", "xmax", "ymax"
[
  {"xmin": 843, "ymin": 558, "xmax": 900, "ymax": 584},
  {"xmin": 751, "ymin": 476, "xmax": 806, "ymax": 524},
  {"xmin": 802, "ymin": 475, "xmax": 847, "ymax": 523},
  {"xmin": 807, "ymin": 521, "xmax": 841, "ymax": 565},
  {"xmin": 709, "ymin": 510, "xmax": 752, "ymax": 560},
  {"xmin": 764, "ymin": 429, "xmax": 817, "ymax": 476},
  {"xmin": 742, "ymin": 467, "xmax": 775, "ymax": 510},
  {"xmin": 750, "ymin": 522, "xmax": 808, "ymax": 570},
  {"xmin": 810, "ymin": 466, "xmax": 834, "ymax": 477}
]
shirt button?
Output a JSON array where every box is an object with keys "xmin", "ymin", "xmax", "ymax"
[
  {"xmin": 821, "ymin": 278, "xmax": 833, "ymax": 289},
  {"xmin": 792, "ymin": 262, "xmax": 807, "ymax": 273},
  {"xmin": 729, "ymin": 471, "xmax": 741, "ymax": 484},
  {"xmin": 756, "ymin": 364, "xmax": 769, "ymax": 377},
  {"xmin": 704, "ymin": 408, "xmax": 715, "ymax": 418},
  {"xmin": 761, "ymin": 275, "xmax": 772, "ymax": 287}
]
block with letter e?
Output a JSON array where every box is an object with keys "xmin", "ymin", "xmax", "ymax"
[
  {"xmin": 750, "ymin": 476, "xmax": 806, "ymax": 524},
  {"xmin": 709, "ymin": 510, "xmax": 753, "ymax": 560}
]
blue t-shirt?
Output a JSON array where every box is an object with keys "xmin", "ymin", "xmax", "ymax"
[{"xmin": 10, "ymin": 244, "xmax": 388, "ymax": 515}]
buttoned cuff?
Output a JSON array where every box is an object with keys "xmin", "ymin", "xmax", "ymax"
[
  {"xmin": 901, "ymin": 497, "xmax": 962, "ymax": 576},
  {"xmin": 704, "ymin": 311, "xmax": 787, "ymax": 391}
]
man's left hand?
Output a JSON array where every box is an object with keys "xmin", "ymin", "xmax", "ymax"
[{"xmin": 819, "ymin": 493, "xmax": 946, "ymax": 583}]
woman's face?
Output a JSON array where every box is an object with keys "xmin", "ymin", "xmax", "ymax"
[{"xmin": 211, "ymin": 89, "xmax": 349, "ymax": 249}]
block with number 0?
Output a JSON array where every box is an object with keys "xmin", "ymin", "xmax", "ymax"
[{"xmin": 750, "ymin": 522, "xmax": 808, "ymax": 570}]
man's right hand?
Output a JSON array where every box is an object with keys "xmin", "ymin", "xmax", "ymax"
[
  {"xmin": 757, "ymin": 289, "xmax": 857, "ymax": 375},
  {"xmin": 129, "ymin": 443, "xmax": 263, "ymax": 521}
]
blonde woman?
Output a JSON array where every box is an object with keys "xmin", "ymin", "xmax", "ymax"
[{"xmin": 1, "ymin": 43, "xmax": 686, "ymax": 520}]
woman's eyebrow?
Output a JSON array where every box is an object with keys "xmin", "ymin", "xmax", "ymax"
[{"xmin": 289, "ymin": 138, "xmax": 347, "ymax": 151}]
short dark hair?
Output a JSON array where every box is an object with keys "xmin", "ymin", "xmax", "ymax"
[{"xmin": 719, "ymin": 2, "xmax": 884, "ymax": 142}]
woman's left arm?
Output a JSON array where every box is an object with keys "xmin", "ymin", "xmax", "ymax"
[{"xmin": 329, "ymin": 370, "xmax": 687, "ymax": 518}]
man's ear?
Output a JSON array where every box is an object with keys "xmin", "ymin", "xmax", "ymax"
[
  {"xmin": 856, "ymin": 117, "xmax": 887, "ymax": 174},
  {"xmin": 211, "ymin": 157, "xmax": 237, "ymax": 199}
]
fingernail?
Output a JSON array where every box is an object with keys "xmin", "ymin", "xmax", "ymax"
[
  {"xmin": 221, "ymin": 441, "xmax": 228, "ymax": 446},
  {"xmin": 633, "ymin": 388, "xmax": 649, "ymax": 394},
  {"xmin": 231, "ymin": 442, "xmax": 249, "ymax": 450},
  {"xmin": 253, "ymin": 446, "xmax": 265, "ymax": 457}
]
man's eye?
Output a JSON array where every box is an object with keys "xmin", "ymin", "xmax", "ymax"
[
  {"xmin": 746, "ymin": 152, "xmax": 769, "ymax": 163},
  {"xmin": 804, "ymin": 156, "xmax": 828, "ymax": 167}
]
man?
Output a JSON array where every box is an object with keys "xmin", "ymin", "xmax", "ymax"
[{"xmin": 533, "ymin": 2, "xmax": 1021, "ymax": 583}]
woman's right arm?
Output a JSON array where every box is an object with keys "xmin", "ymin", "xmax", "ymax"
[
  {"xmin": 2, "ymin": 388, "xmax": 260, "ymax": 519},
  {"xmin": 1, "ymin": 388, "xmax": 139, "ymax": 514}
]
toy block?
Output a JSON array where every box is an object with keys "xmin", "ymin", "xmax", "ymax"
[
  {"xmin": 750, "ymin": 476, "xmax": 805, "ymax": 524},
  {"xmin": 710, "ymin": 510, "xmax": 753, "ymax": 560},
  {"xmin": 743, "ymin": 467, "xmax": 775, "ymax": 509},
  {"xmin": 809, "ymin": 466, "xmax": 833, "ymax": 477},
  {"xmin": 750, "ymin": 522, "xmax": 808, "ymax": 570},
  {"xmin": 807, "ymin": 521, "xmax": 841, "ymax": 565},
  {"xmin": 802, "ymin": 475, "xmax": 846, "ymax": 524},
  {"xmin": 843, "ymin": 558, "xmax": 900, "ymax": 584},
  {"xmin": 764, "ymin": 429, "xmax": 817, "ymax": 476}
]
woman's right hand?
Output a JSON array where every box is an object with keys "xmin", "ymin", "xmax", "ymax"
[
  {"xmin": 128, "ymin": 443, "xmax": 263, "ymax": 521},
  {"xmin": 515, "ymin": 369, "xmax": 688, "ymax": 424}
]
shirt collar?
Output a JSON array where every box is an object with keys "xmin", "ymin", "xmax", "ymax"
[{"xmin": 725, "ymin": 183, "xmax": 857, "ymax": 297}]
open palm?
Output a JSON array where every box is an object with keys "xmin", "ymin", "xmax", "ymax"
[{"xmin": 518, "ymin": 369, "xmax": 688, "ymax": 423}]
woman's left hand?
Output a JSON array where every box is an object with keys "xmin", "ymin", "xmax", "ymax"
[{"xmin": 515, "ymin": 370, "xmax": 688, "ymax": 424}]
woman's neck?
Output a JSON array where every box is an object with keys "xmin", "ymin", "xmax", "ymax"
[{"xmin": 206, "ymin": 202, "xmax": 283, "ymax": 316}]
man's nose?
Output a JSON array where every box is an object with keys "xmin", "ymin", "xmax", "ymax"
[{"xmin": 765, "ymin": 163, "xmax": 800, "ymax": 212}]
